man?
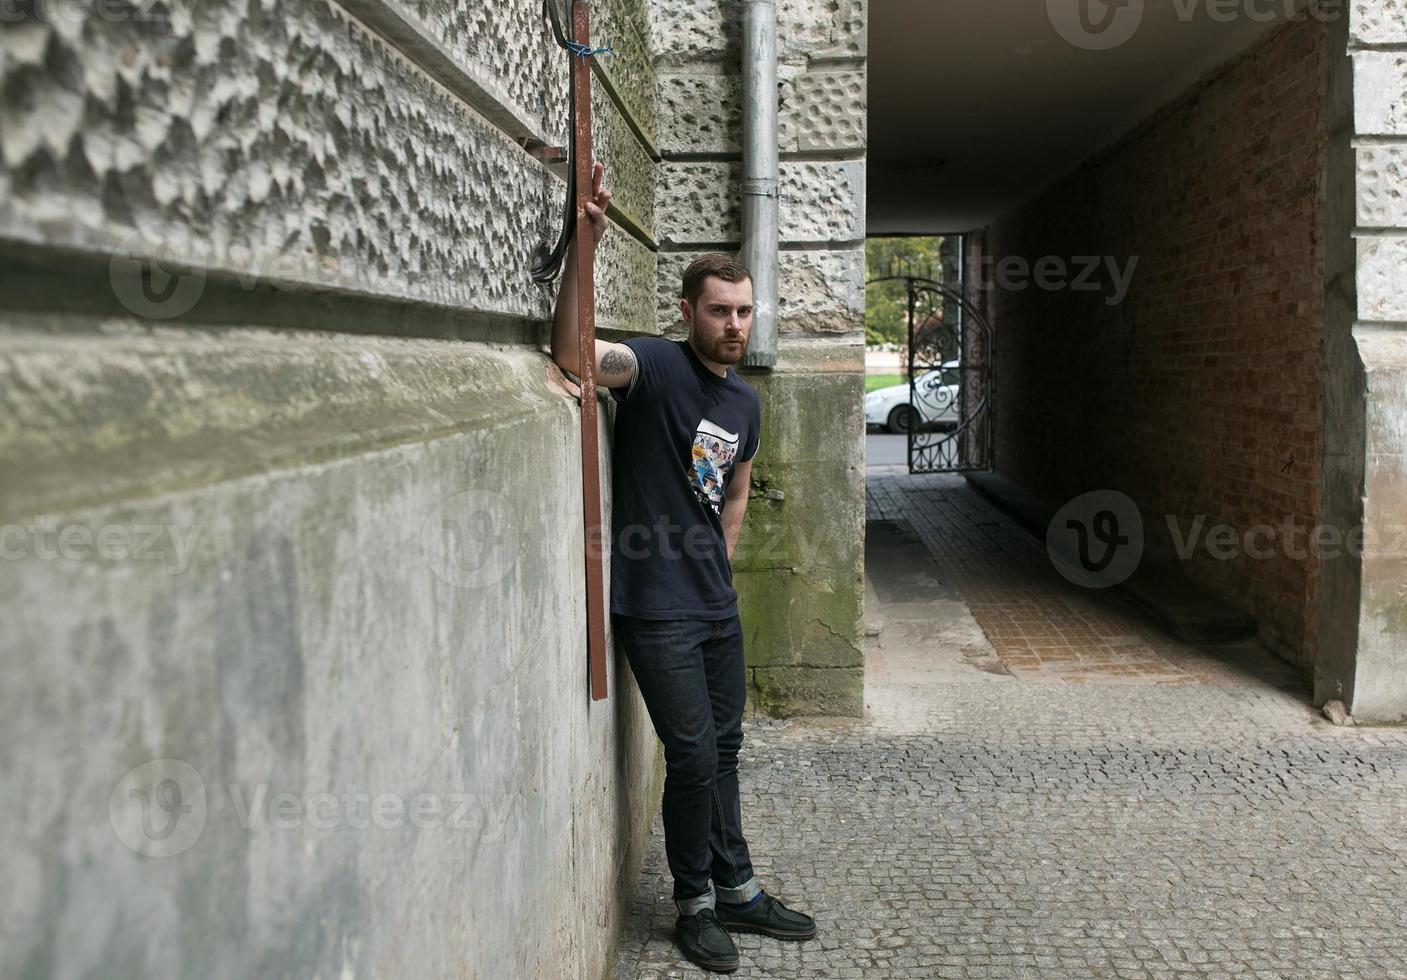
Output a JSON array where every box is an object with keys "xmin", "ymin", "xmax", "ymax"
[{"xmin": 551, "ymin": 164, "xmax": 816, "ymax": 973}]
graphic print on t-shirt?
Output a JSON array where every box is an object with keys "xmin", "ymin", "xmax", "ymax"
[{"xmin": 688, "ymin": 419, "xmax": 740, "ymax": 515}]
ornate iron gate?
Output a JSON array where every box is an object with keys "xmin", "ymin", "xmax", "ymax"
[{"xmin": 866, "ymin": 276, "xmax": 993, "ymax": 473}]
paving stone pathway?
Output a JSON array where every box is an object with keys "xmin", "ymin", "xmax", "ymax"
[{"xmin": 612, "ymin": 472, "xmax": 1407, "ymax": 979}]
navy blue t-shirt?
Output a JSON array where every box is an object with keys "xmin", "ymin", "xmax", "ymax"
[{"xmin": 608, "ymin": 337, "xmax": 761, "ymax": 620}]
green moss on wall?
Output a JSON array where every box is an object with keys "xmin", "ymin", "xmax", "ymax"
[{"xmin": 733, "ymin": 366, "xmax": 864, "ymax": 716}]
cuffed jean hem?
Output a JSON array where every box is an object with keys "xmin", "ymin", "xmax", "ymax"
[
  {"xmin": 676, "ymin": 882, "xmax": 716, "ymax": 916},
  {"xmin": 715, "ymin": 875, "xmax": 762, "ymax": 905}
]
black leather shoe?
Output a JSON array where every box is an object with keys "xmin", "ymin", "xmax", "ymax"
[
  {"xmin": 716, "ymin": 892, "xmax": 817, "ymax": 940},
  {"xmin": 674, "ymin": 907, "xmax": 739, "ymax": 973}
]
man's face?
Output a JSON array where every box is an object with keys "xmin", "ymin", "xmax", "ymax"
[{"xmin": 681, "ymin": 276, "xmax": 754, "ymax": 365}]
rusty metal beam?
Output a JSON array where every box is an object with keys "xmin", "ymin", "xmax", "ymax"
[{"xmin": 572, "ymin": 0, "xmax": 609, "ymax": 702}]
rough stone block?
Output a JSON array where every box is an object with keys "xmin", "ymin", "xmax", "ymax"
[
  {"xmin": 1352, "ymin": 0, "xmax": 1407, "ymax": 44},
  {"xmin": 0, "ymin": 0, "xmax": 652, "ymax": 328},
  {"xmin": 1358, "ymin": 146, "xmax": 1407, "ymax": 228},
  {"xmin": 657, "ymin": 159, "xmax": 865, "ymax": 245},
  {"xmin": 618, "ymin": 0, "xmax": 651, "ymax": 43},
  {"xmin": 353, "ymin": 0, "xmax": 652, "ymax": 150},
  {"xmin": 595, "ymin": 0, "xmax": 659, "ymax": 150},
  {"xmin": 598, "ymin": 225, "xmax": 659, "ymax": 335},
  {"xmin": 657, "ymin": 247, "xmax": 864, "ymax": 333},
  {"xmin": 779, "ymin": 67, "xmax": 868, "ymax": 153},
  {"xmin": 649, "ymin": 0, "xmax": 866, "ymax": 66},
  {"xmin": 377, "ymin": 0, "xmax": 569, "ymax": 143},
  {"xmin": 773, "ymin": 335, "xmax": 866, "ymax": 372},
  {"xmin": 739, "ymin": 460, "xmax": 864, "ymax": 571},
  {"xmin": 1358, "ymin": 236, "xmax": 1407, "ymax": 321},
  {"xmin": 1354, "ymin": 51, "xmax": 1407, "ymax": 134},
  {"xmin": 657, "ymin": 72, "xmax": 745, "ymax": 156},
  {"xmin": 595, "ymin": 82, "xmax": 658, "ymax": 242},
  {"xmin": 776, "ymin": 247, "xmax": 866, "ymax": 331},
  {"xmin": 658, "ymin": 68, "xmax": 866, "ymax": 155}
]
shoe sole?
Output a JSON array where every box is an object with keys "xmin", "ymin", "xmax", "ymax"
[
  {"xmin": 715, "ymin": 920, "xmax": 817, "ymax": 941},
  {"xmin": 677, "ymin": 948, "xmax": 739, "ymax": 973}
]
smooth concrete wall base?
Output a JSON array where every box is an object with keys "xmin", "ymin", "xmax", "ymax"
[
  {"xmin": 1351, "ymin": 329, "xmax": 1407, "ymax": 723},
  {"xmin": 0, "ymin": 328, "xmax": 660, "ymax": 978}
]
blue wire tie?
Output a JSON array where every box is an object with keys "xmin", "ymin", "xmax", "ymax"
[{"xmin": 566, "ymin": 41, "xmax": 615, "ymax": 63}]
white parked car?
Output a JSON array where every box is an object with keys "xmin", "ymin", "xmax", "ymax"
[{"xmin": 864, "ymin": 361, "xmax": 960, "ymax": 434}]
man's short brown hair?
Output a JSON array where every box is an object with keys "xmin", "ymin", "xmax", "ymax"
[{"xmin": 682, "ymin": 253, "xmax": 753, "ymax": 308}]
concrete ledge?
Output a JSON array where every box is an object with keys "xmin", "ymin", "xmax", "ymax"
[
  {"xmin": 0, "ymin": 323, "xmax": 580, "ymax": 522},
  {"xmin": 966, "ymin": 472, "xmax": 1258, "ymax": 646}
]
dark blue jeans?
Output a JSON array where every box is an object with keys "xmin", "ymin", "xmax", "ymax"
[{"xmin": 614, "ymin": 613, "xmax": 760, "ymax": 915}]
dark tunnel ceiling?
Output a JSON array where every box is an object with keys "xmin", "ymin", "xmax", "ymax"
[{"xmin": 867, "ymin": 0, "xmax": 1294, "ymax": 234}]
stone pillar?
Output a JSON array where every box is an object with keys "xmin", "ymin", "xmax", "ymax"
[
  {"xmin": 651, "ymin": 0, "xmax": 868, "ymax": 716},
  {"xmin": 1322, "ymin": 0, "xmax": 1407, "ymax": 721}
]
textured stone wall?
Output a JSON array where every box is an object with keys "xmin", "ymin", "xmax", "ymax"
[
  {"xmin": 982, "ymin": 19, "xmax": 1330, "ymax": 675},
  {"xmin": 649, "ymin": 0, "xmax": 868, "ymax": 716},
  {"xmin": 0, "ymin": 0, "xmax": 665, "ymax": 976},
  {"xmin": 0, "ymin": 0, "xmax": 656, "ymax": 330}
]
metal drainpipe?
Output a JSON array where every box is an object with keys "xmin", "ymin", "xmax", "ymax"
[{"xmin": 741, "ymin": 0, "xmax": 779, "ymax": 369}]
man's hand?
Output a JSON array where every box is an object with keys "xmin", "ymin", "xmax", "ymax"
[{"xmin": 583, "ymin": 162, "xmax": 612, "ymax": 247}]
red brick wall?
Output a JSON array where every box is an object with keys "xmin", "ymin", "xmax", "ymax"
[{"xmin": 980, "ymin": 18, "xmax": 1328, "ymax": 673}]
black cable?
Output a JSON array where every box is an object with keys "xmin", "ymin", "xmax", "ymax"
[{"xmin": 531, "ymin": 0, "xmax": 578, "ymax": 284}]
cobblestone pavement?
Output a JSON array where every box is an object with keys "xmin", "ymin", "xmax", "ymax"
[{"xmin": 611, "ymin": 473, "xmax": 1407, "ymax": 979}]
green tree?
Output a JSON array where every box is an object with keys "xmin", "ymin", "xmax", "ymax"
[{"xmin": 864, "ymin": 236, "xmax": 952, "ymax": 347}]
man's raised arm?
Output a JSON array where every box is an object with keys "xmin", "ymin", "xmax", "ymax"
[{"xmin": 550, "ymin": 162, "xmax": 638, "ymax": 389}]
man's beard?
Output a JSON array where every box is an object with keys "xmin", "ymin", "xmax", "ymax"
[{"xmin": 709, "ymin": 336, "xmax": 747, "ymax": 364}]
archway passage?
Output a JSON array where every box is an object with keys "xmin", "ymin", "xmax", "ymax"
[{"xmin": 866, "ymin": 0, "xmax": 1400, "ymax": 719}]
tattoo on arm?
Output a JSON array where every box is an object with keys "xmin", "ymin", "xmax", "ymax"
[{"xmin": 599, "ymin": 347, "xmax": 636, "ymax": 378}]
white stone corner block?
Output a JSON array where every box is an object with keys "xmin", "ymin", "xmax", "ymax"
[{"xmin": 1358, "ymin": 236, "xmax": 1407, "ymax": 321}]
